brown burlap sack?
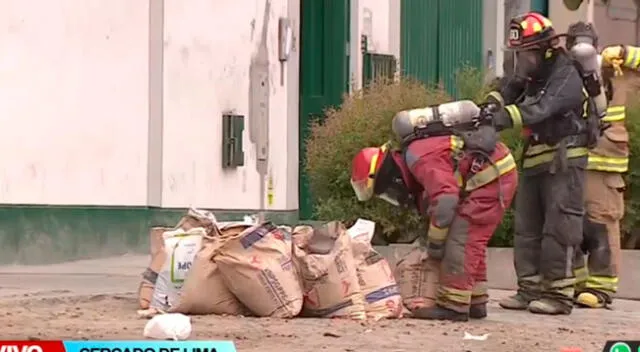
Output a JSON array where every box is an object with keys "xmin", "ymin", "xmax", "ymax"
[
  {"xmin": 292, "ymin": 225, "xmax": 313, "ymax": 247},
  {"xmin": 176, "ymin": 208, "xmax": 218, "ymax": 232},
  {"xmin": 170, "ymin": 224, "xmax": 251, "ymax": 316},
  {"xmin": 351, "ymin": 240, "xmax": 402, "ymax": 320},
  {"xmin": 606, "ymin": 66, "xmax": 640, "ymax": 107},
  {"xmin": 138, "ymin": 226, "xmax": 172, "ymax": 309},
  {"xmin": 214, "ymin": 222, "xmax": 303, "ymax": 318},
  {"xmin": 292, "ymin": 222, "xmax": 366, "ymax": 320},
  {"xmin": 394, "ymin": 246, "xmax": 439, "ymax": 311}
]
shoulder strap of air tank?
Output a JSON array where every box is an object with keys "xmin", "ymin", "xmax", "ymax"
[
  {"xmin": 456, "ymin": 150, "xmax": 490, "ymax": 199},
  {"xmin": 401, "ymin": 129, "xmax": 454, "ymax": 148}
]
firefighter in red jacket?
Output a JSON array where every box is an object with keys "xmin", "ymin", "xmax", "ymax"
[{"xmin": 350, "ymin": 101, "xmax": 519, "ymax": 321}]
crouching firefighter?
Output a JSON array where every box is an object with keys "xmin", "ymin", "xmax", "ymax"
[
  {"xmin": 485, "ymin": 14, "xmax": 605, "ymax": 315},
  {"xmin": 573, "ymin": 44, "xmax": 637, "ymax": 308},
  {"xmin": 350, "ymin": 100, "xmax": 518, "ymax": 321}
]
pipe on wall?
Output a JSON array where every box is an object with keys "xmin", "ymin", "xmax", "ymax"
[
  {"xmin": 530, "ymin": 0, "xmax": 548, "ymax": 16},
  {"xmin": 496, "ymin": 0, "xmax": 505, "ymax": 77}
]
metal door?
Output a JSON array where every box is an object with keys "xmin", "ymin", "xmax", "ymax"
[
  {"xmin": 401, "ymin": 0, "xmax": 484, "ymax": 97},
  {"xmin": 299, "ymin": 0, "xmax": 350, "ymax": 219}
]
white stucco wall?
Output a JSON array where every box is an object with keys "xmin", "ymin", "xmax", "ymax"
[
  {"xmin": 0, "ymin": 0, "xmax": 300, "ymax": 211},
  {"xmin": 350, "ymin": 0, "xmax": 400, "ymax": 91},
  {"xmin": 161, "ymin": 0, "xmax": 298, "ymax": 210},
  {"xmin": 360, "ymin": 0, "xmax": 391, "ymax": 54},
  {"xmin": 483, "ymin": 0, "xmax": 531, "ymax": 77},
  {"xmin": 550, "ymin": 0, "xmax": 639, "ymax": 47},
  {"xmin": 0, "ymin": 0, "xmax": 150, "ymax": 206}
]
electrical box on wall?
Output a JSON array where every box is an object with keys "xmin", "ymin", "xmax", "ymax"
[{"xmin": 222, "ymin": 114, "xmax": 245, "ymax": 168}]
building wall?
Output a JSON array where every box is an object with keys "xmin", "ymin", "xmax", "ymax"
[
  {"xmin": 592, "ymin": 0, "xmax": 639, "ymax": 46},
  {"xmin": 355, "ymin": 0, "xmax": 497, "ymax": 88},
  {"xmin": 0, "ymin": 0, "xmax": 300, "ymax": 265},
  {"xmin": 484, "ymin": 0, "xmax": 499, "ymax": 75},
  {"xmin": 350, "ymin": 0, "xmax": 400, "ymax": 90},
  {"xmin": 485, "ymin": 0, "xmax": 640, "ymax": 77},
  {"xmin": 0, "ymin": 0, "xmax": 299, "ymax": 211},
  {"xmin": 549, "ymin": 0, "xmax": 640, "ymax": 47},
  {"xmin": 360, "ymin": 0, "xmax": 392, "ymax": 54},
  {"xmin": 161, "ymin": 0, "xmax": 299, "ymax": 210},
  {"xmin": 483, "ymin": 0, "xmax": 531, "ymax": 78},
  {"xmin": 0, "ymin": 0, "xmax": 151, "ymax": 206}
]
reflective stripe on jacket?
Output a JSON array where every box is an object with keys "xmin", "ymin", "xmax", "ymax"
[
  {"xmin": 450, "ymin": 135, "xmax": 517, "ymax": 191},
  {"xmin": 502, "ymin": 103, "xmax": 589, "ymax": 169},
  {"xmin": 624, "ymin": 46, "xmax": 640, "ymax": 70},
  {"xmin": 405, "ymin": 135, "xmax": 517, "ymax": 246},
  {"xmin": 587, "ymin": 106, "xmax": 629, "ymax": 173}
]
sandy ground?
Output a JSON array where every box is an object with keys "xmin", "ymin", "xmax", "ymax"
[{"xmin": 0, "ymin": 254, "xmax": 638, "ymax": 352}]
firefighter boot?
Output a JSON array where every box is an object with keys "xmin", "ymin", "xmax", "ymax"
[
  {"xmin": 469, "ymin": 304, "xmax": 487, "ymax": 319},
  {"xmin": 575, "ymin": 289, "xmax": 611, "ymax": 309},
  {"xmin": 528, "ymin": 298, "xmax": 572, "ymax": 315},
  {"xmin": 498, "ymin": 293, "xmax": 530, "ymax": 310},
  {"xmin": 412, "ymin": 305, "xmax": 469, "ymax": 322},
  {"xmin": 575, "ymin": 292, "xmax": 604, "ymax": 308}
]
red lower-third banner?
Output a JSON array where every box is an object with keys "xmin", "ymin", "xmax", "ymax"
[{"xmin": 0, "ymin": 341, "xmax": 236, "ymax": 352}]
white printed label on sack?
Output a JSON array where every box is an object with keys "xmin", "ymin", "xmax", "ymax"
[
  {"xmin": 170, "ymin": 237, "xmax": 201, "ymax": 283},
  {"xmin": 150, "ymin": 228, "xmax": 204, "ymax": 311},
  {"xmin": 346, "ymin": 218, "xmax": 376, "ymax": 242}
]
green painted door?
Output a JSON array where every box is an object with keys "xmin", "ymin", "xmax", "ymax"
[
  {"xmin": 401, "ymin": 0, "xmax": 483, "ymax": 97},
  {"xmin": 299, "ymin": 0, "xmax": 350, "ymax": 220},
  {"xmin": 437, "ymin": 0, "xmax": 483, "ymax": 97},
  {"xmin": 401, "ymin": 0, "xmax": 439, "ymax": 86}
]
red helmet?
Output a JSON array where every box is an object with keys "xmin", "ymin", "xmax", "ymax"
[
  {"xmin": 351, "ymin": 142, "xmax": 415, "ymax": 207},
  {"xmin": 507, "ymin": 12, "xmax": 557, "ymax": 51},
  {"xmin": 350, "ymin": 144, "xmax": 389, "ymax": 202}
]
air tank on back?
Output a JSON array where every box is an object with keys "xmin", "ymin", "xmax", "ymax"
[
  {"xmin": 392, "ymin": 100, "xmax": 481, "ymax": 141},
  {"xmin": 567, "ymin": 21, "xmax": 608, "ymax": 117}
]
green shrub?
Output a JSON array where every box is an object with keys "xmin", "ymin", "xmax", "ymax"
[
  {"xmin": 304, "ymin": 67, "xmax": 640, "ymax": 248},
  {"xmin": 622, "ymin": 102, "xmax": 640, "ymax": 241},
  {"xmin": 304, "ymin": 78, "xmax": 450, "ymax": 242},
  {"xmin": 455, "ymin": 64, "xmax": 494, "ymax": 102}
]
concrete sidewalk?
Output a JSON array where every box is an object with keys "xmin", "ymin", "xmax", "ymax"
[
  {"xmin": 1, "ymin": 254, "xmax": 638, "ymax": 352},
  {"xmin": 0, "ymin": 253, "xmax": 145, "ymax": 298},
  {"xmin": 377, "ymin": 245, "xmax": 640, "ymax": 300},
  {"xmin": 0, "ymin": 253, "xmax": 638, "ymax": 325}
]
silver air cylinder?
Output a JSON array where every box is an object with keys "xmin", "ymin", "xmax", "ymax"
[
  {"xmin": 570, "ymin": 38, "xmax": 608, "ymax": 117},
  {"xmin": 392, "ymin": 100, "xmax": 480, "ymax": 141},
  {"xmin": 596, "ymin": 54, "xmax": 603, "ymax": 78}
]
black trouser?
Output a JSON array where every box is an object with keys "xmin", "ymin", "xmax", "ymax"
[{"xmin": 513, "ymin": 166, "xmax": 586, "ymax": 307}]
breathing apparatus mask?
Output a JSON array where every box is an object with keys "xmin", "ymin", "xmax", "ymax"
[
  {"xmin": 507, "ymin": 13, "xmax": 560, "ymax": 83},
  {"xmin": 372, "ymin": 151, "xmax": 415, "ymax": 208},
  {"xmin": 513, "ymin": 49, "xmax": 547, "ymax": 80}
]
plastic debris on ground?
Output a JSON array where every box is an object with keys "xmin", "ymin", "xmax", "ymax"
[
  {"xmin": 143, "ymin": 313, "xmax": 192, "ymax": 340},
  {"xmin": 463, "ymin": 331, "xmax": 490, "ymax": 341}
]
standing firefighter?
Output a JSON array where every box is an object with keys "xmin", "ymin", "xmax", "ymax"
[
  {"xmin": 573, "ymin": 44, "xmax": 638, "ymax": 308},
  {"xmin": 485, "ymin": 14, "xmax": 601, "ymax": 315},
  {"xmin": 350, "ymin": 100, "xmax": 518, "ymax": 321}
]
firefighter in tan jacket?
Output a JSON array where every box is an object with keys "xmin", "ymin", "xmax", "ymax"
[{"xmin": 573, "ymin": 44, "xmax": 638, "ymax": 308}]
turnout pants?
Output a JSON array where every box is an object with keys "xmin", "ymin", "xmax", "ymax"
[
  {"xmin": 514, "ymin": 166, "xmax": 585, "ymax": 307},
  {"xmin": 574, "ymin": 171, "xmax": 624, "ymax": 302},
  {"xmin": 437, "ymin": 172, "xmax": 518, "ymax": 313}
]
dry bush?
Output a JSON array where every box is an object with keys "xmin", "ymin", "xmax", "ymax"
[{"xmin": 304, "ymin": 78, "xmax": 450, "ymax": 242}]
